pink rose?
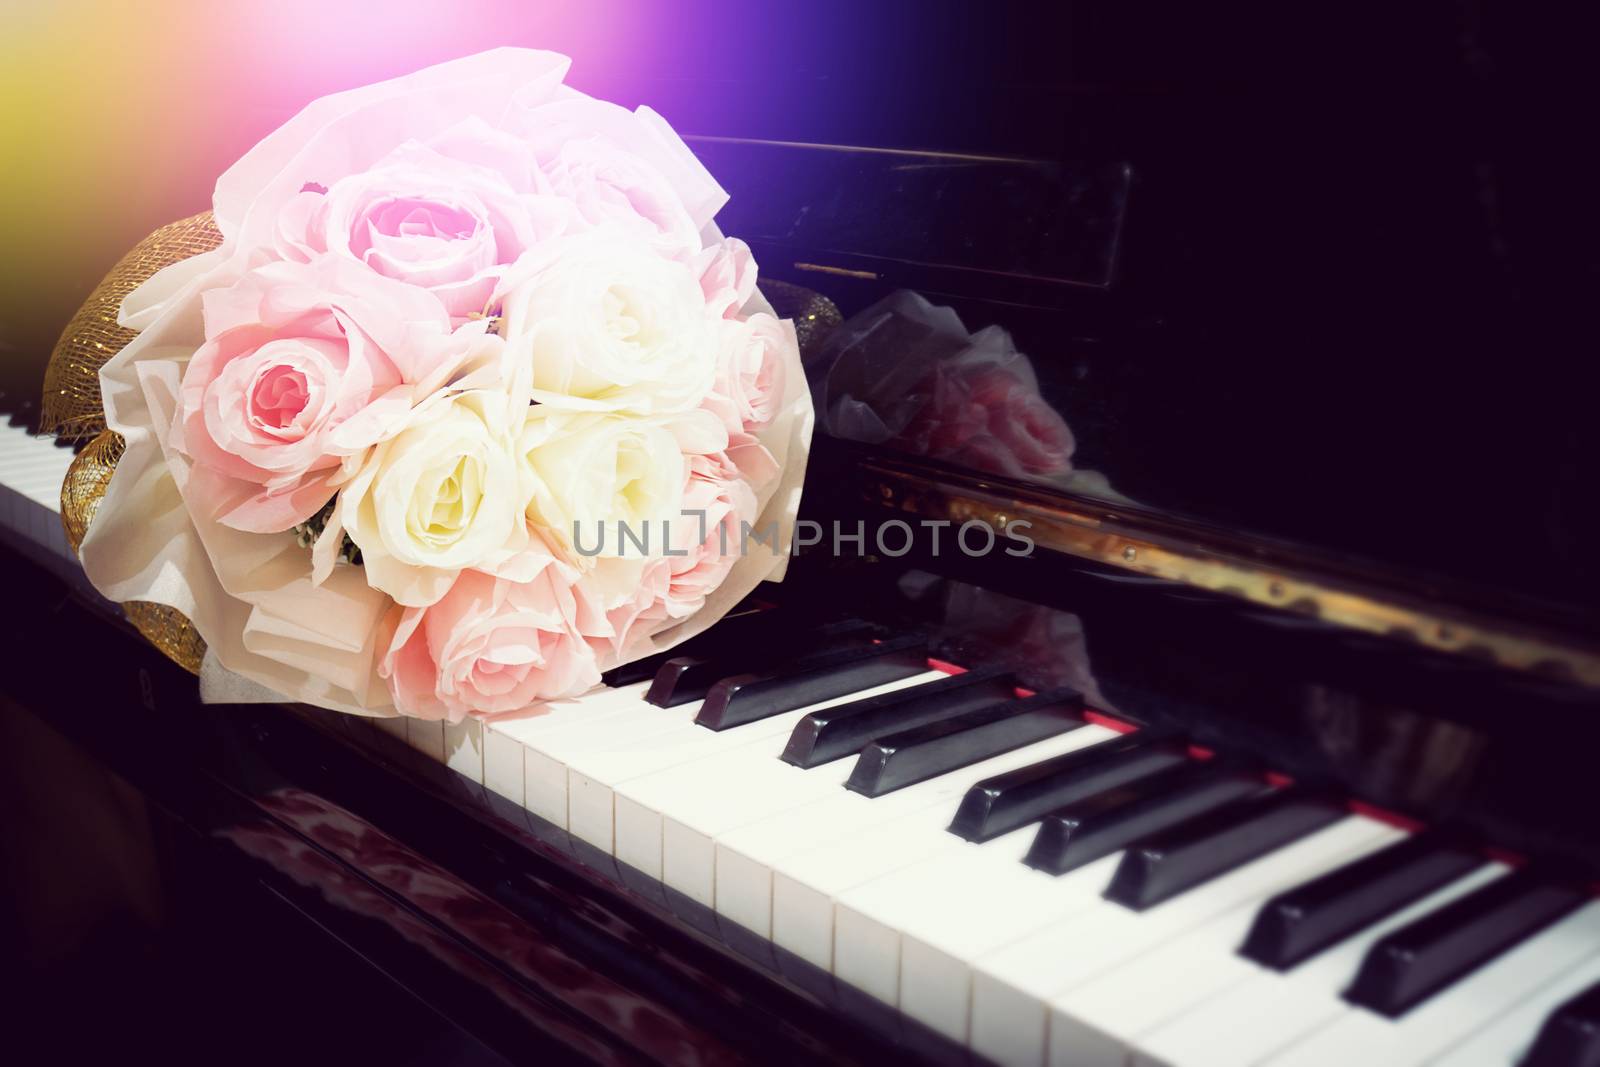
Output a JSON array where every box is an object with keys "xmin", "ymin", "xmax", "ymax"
[
  {"xmin": 704, "ymin": 312, "xmax": 792, "ymax": 434},
  {"xmin": 664, "ymin": 451, "xmax": 761, "ymax": 614},
  {"xmin": 214, "ymin": 49, "xmax": 724, "ymax": 299},
  {"xmin": 693, "ymin": 237, "xmax": 757, "ymax": 318},
  {"xmin": 274, "ymin": 132, "xmax": 572, "ymax": 320},
  {"xmin": 378, "ymin": 544, "xmax": 610, "ymax": 721},
  {"xmin": 591, "ymin": 449, "xmax": 760, "ymax": 660},
  {"xmin": 591, "ymin": 557, "xmax": 672, "ymax": 663},
  {"xmin": 510, "ymin": 95, "xmax": 727, "ymax": 257},
  {"xmin": 537, "ymin": 134, "xmax": 700, "ymax": 259},
  {"xmin": 174, "ymin": 257, "xmax": 457, "ymax": 533}
]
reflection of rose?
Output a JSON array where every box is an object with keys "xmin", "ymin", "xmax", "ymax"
[
  {"xmin": 224, "ymin": 787, "xmax": 731, "ymax": 1065},
  {"xmin": 898, "ymin": 571, "xmax": 1110, "ymax": 710},
  {"xmin": 811, "ymin": 290, "xmax": 1077, "ymax": 485},
  {"xmin": 900, "ymin": 364, "xmax": 1075, "ymax": 479}
]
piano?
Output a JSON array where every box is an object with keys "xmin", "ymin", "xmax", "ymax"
[{"xmin": 4, "ymin": 5, "xmax": 1600, "ymax": 1065}]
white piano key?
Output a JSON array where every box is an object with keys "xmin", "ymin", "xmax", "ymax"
[
  {"xmin": 540, "ymin": 712, "xmax": 708, "ymax": 836},
  {"xmin": 522, "ymin": 688, "xmax": 718, "ymax": 828},
  {"xmin": 0, "ymin": 484, "xmax": 22, "ymax": 537},
  {"xmin": 0, "ymin": 430, "xmax": 91, "ymax": 568},
  {"xmin": 1045, "ymin": 826, "xmax": 1415, "ymax": 1067},
  {"xmin": 444, "ymin": 717, "xmax": 485, "ymax": 783},
  {"xmin": 30, "ymin": 492, "xmax": 54, "ymax": 551},
  {"xmin": 1423, "ymin": 952, "xmax": 1600, "ymax": 1067},
  {"xmin": 610, "ymin": 671, "xmax": 949, "ymax": 889},
  {"xmin": 1131, "ymin": 863, "xmax": 1506, "ymax": 1067},
  {"xmin": 1036, "ymin": 817, "xmax": 1394, "ymax": 1066},
  {"xmin": 567, "ymin": 670, "xmax": 947, "ymax": 855},
  {"xmin": 484, "ymin": 722, "xmax": 527, "ymax": 803},
  {"xmin": 15, "ymin": 471, "xmax": 64, "ymax": 507},
  {"xmin": 874, "ymin": 813, "xmax": 1383, "ymax": 1057},
  {"xmin": 838, "ymin": 831, "xmax": 1122, "ymax": 1030},
  {"xmin": 1263, "ymin": 901, "xmax": 1600, "ymax": 1067},
  {"xmin": 767, "ymin": 724, "xmax": 1121, "ymax": 977},
  {"xmin": 480, "ymin": 682, "xmax": 653, "ymax": 823},
  {"xmin": 713, "ymin": 721, "xmax": 1107, "ymax": 946},
  {"xmin": 484, "ymin": 682, "xmax": 651, "ymax": 754},
  {"xmin": 406, "ymin": 716, "xmax": 446, "ymax": 761},
  {"xmin": 374, "ymin": 715, "xmax": 409, "ymax": 742},
  {"xmin": 932, "ymin": 814, "xmax": 1385, "ymax": 1066}
]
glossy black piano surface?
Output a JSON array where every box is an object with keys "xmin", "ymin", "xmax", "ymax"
[{"xmin": 6, "ymin": 3, "xmax": 1600, "ymax": 1065}]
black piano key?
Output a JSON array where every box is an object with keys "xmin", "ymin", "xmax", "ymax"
[
  {"xmin": 604, "ymin": 649, "xmax": 686, "ymax": 688},
  {"xmin": 1522, "ymin": 978, "xmax": 1600, "ymax": 1067},
  {"xmin": 779, "ymin": 666, "xmax": 1017, "ymax": 769},
  {"xmin": 606, "ymin": 609, "xmax": 876, "ymax": 688},
  {"xmin": 1343, "ymin": 867, "xmax": 1585, "ymax": 1018},
  {"xmin": 1239, "ymin": 832, "xmax": 1483, "ymax": 971},
  {"xmin": 1103, "ymin": 787, "xmax": 1342, "ymax": 911},
  {"xmin": 694, "ymin": 633, "xmax": 931, "ymax": 731},
  {"xmin": 603, "ymin": 607, "xmax": 790, "ymax": 685},
  {"xmin": 1023, "ymin": 760, "xmax": 1268, "ymax": 876},
  {"xmin": 948, "ymin": 733, "xmax": 1188, "ymax": 843},
  {"xmin": 844, "ymin": 688, "xmax": 1085, "ymax": 798},
  {"xmin": 646, "ymin": 618, "xmax": 883, "ymax": 708}
]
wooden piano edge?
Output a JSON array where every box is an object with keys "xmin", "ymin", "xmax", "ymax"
[
  {"xmin": 830, "ymin": 442, "xmax": 1600, "ymax": 690},
  {"xmin": 1, "ymin": 540, "xmax": 971, "ymax": 1067},
  {"xmin": 313, "ymin": 707, "xmax": 982, "ymax": 1066}
]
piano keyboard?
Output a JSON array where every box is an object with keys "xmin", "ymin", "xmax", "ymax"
[
  {"xmin": 5, "ymin": 422, "xmax": 1600, "ymax": 1067},
  {"xmin": 0, "ymin": 419, "xmax": 82, "ymax": 577}
]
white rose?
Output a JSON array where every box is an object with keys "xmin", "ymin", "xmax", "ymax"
[
  {"xmin": 496, "ymin": 231, "xmax": 717, "ymax": 415},
  {"xmin": 521, "ymin": 408, "xmax": 725, "ymax": 560},
  {"xmin": 329, "ymin": 390, "xmax": 530, "ymax": 607}
]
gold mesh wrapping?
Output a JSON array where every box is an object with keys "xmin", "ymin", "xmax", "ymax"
[
  {"xmin": 41, "ymin": 211, "xmax": 223, "ymax": 442},
  {"xmin": 120, "ymin": 601, "xmax": 207, "ymax": 676},
  {"xmin": 43, "ymin": 212, "xmax": 830, "ymax": 682},
  {"xmin": 59, "ymin": 429, "xmax": 124, "ymax": 554},
  {"xmin": 761, "ymin": 278, "xmax": 842, "ymax": 359}
]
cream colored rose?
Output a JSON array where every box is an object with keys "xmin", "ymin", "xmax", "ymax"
[
  {"xmin": 330, "ymin": 390, "xmax": 530, "ymax": 607},
  {"xmin": 521, "ymin": 408, "xmax": 723, "ymax": 561},
  {"xmin": 495, "ymin": 231, "xmax": 717, "ymax": 415}
]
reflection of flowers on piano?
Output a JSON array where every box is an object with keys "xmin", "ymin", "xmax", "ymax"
[
  {"xmin": 900, "ymin": 362, "xmax": 1075, "ymax": 479},
  {"xmin": 811, "ymin": 290, "xmax": 1075, "ymax": 483},
  {"xmin": 899, "ymin": 571, "xmax": 1111, "ymax": 710},
  {"xmin": 224, "ymin": 787, "xmax": 743, "ymax": 1066}
]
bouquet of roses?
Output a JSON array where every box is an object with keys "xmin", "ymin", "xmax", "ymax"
[{"xmin": 77, "ymin": 49, "xmax": 812, "ymax": 721}]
